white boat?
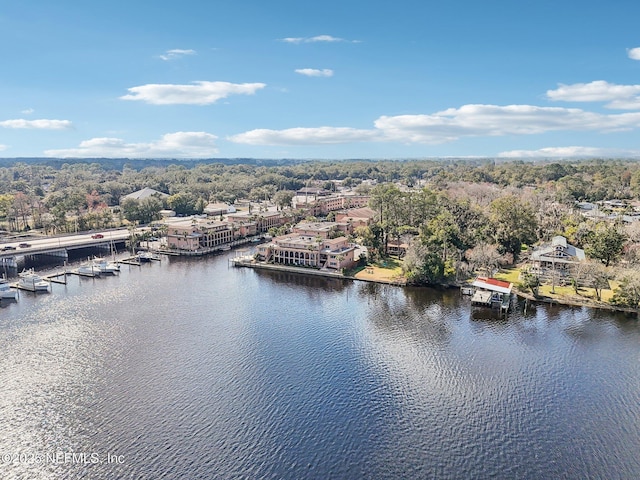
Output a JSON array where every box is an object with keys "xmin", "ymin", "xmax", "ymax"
[
  {"xmin": 0, "ymin": 279, "xmax": 17, "ymax": 299},
  {"xmin": 18, "ymin": 269, "xmax": 50, "ymax": 292},
  {"xmin": 77, "ymin": 262, "xmax": 101, "ymax": 277},
  {"xmin": 136, "ymin": 251, "xmax": 156, "ymax": 262},
  {"xmin": 92, "ymin": 257, "xmax": 120, "ymax": 274}
]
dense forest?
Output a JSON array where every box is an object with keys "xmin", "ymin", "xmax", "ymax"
[{"xmin": 1, "ymin": 157, "xmax": 639, "ymax": 307}]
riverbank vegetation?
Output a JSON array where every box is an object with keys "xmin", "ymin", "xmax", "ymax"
[{"xmin": 1, "ymin": 157, "xmax": 640, "ymax": 309}]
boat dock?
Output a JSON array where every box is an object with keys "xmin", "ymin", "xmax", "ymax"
[
  {"xmin": 470, "ymin": 276, "xmax": 513, "ymax": 314},
  {"xmin": 471, "ymin": 290, "xmax": 493, "ymax": 305},
  {"xmin": 118, "ymin": 257, "xmax": 143, "ymax": 266},
  {"xmin": 4, "ymin": 253, "xmax": 163, "ymax": 298},
  {"xmin": 45, "ymin": 272, "xmax": 68, "ymax": 284}
]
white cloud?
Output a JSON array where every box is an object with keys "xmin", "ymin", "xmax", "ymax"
[
  {"xmin": 120, "ymin": 81, "xmax": 266, "ymax": 105},
  {"xmin": 44, "ymin": 132, "xmax": 218, "ymax": 158},
  {"xmin": 295, "ymin": 68, "xmax": 334, "ymax": 77},
  {"xmin": 229, "ymin": 127, "xmax": 379, "ymax": 145},
  {"xmin": 546, "ymin": 81, "xmax": 640, "ymax": 109},
  {"xmin": 280, "ymin": 35, "xmax": 354, "ymax": 44},
  {"xmin": 628, "ymin": 47, "xmax": 640, "ymax": 60},
  {"xmin": 159, "ymin": 49, "xmax": 196, "ymax": 60},
  {"xmin": 0, "ymin": 119, "xmax": 72, "ymax": 129},
  {"xmin": 498, "ymin": 146, "xmax": 640, "ymax": 158},
  {"xmin": 0, "ymin": 144, "xmax": 7, "ymax": 152},
  {"xmin": 21, "ymin": 108, "xmax": 34, "ymax": 115},
  {"xmin": 229, "ymin": 103, "xmax": 640, "ymax": 146},
  {"xmin": 375, "ymin": 104, "xmax": 640, "ymax": 143}
]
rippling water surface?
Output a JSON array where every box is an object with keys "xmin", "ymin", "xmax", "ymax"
[{"xmin": 1, "ymin": 254, "xmax": 639, "ymax": 479}]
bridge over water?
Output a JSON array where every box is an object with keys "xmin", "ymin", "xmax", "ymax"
[{"xmin": 0, "ymin": 229, "xmax": 131, "ymax": 273}]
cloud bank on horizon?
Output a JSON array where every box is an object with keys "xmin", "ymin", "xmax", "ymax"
[
  {"xmin": 3, "ymin": 2, "xmax": 640, "ymax": 159},
  {"xmin": 44, "ymin": 132, "xmax": 218, "ymax": 158}
]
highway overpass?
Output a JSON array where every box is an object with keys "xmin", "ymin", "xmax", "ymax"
[{"xmin": 0, "ymin": 229, "xmax": 133, "ymax": 270}]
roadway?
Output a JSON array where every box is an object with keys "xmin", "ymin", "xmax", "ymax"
[{"xmin": 0, "ymin": 229, "xmax": 132, "ymax": 257}]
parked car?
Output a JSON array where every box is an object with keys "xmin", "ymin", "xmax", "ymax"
[
  {"xmin": 91, "ymin": 234, "xmax": 104, "ymax": 239},
  {"xmin": 18, "ymin": 243, "xmax": 31, "ymax": 248},
  {"xmin": 1, "ymin": 245, "xmax": 16, "ymax": 251}
]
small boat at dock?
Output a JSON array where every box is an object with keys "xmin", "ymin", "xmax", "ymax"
[
  {"xmin": 76, "ymin": 262, "xmax": 101, "ymax": 277},
  {"xmin": 0, "ymin": 279, "xmax": 17, "ymax": 299},
  {"xmin": 136, "ymin": 251, "xmax": 157, "ymax": 262},
  {"xmin": 18, "ymin": 269, "xmax": 50, "ymax": 292},
  {"xmin": 92, "ymin": 257, "xmax": 120, "ymax": 274}
]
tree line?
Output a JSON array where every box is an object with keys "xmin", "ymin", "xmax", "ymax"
[{"xmin": 0, "ymin": 157, "xmax": 639, "ymax": 307}]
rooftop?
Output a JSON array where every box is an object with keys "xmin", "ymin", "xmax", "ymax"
[
  {"xmin": 472, "ymin": 277, "xmax": 513, "ymax": 294},
  {"xmin": 122, "ymin": 187, "xmax": 169, "ymax": 201}
]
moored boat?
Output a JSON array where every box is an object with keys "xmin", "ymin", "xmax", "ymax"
[
  {"xmin": 18, "ymin": 269, "xmax": 50, "ymax": 292},
  {"xmin": 77, "ymin": 262, "xmax": 101, "ymax": 277},
  {"xmin": 0, "ymin": 279, "xmax": 17, "ymax": 299},
  {"xmin": 136, "ymin": 251, "xmax": 156, "ymax": 262},
  {"xmin": 92, "ymin": 257, "xmax": 120, "ymax": 274}
]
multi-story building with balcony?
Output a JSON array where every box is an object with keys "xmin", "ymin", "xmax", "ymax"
[
  {"xmin": 226, "ymin": 211, "xmax": 285, "ymax": 233},
  {"xmin": 294, "ymin": 194, "xmax": 370, "ymax": 217},
  {"xmin": 166, "ymin": 218, "xmax": 234, "ymax": 251},
  {"xmin": 256, "ymin": 232, "xmax": 356, "ymax": 271}
]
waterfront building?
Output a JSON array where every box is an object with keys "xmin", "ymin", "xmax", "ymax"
[
  {"xmin": 529, "ymin": 236, "xmax": 585, "ymax": 280},
  {"xmin": 166, "ymin": 218, "xmax": 234, "ymax": 251},
  {"xmin": 471, "ymin": 276, "xmax": 513, "ymax": 312},
  {"xmin": 257, "ymin": 233, "xmax": 356, "ymax": 270},
  {"xmin": 530, "ymin": 236, "xmax": 585, "ymax": 268}
]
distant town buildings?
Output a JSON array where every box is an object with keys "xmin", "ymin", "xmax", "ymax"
[
  {"xmin": 226, "ymin": 210, "xmax": 285, "ymax": 233},
  {"xmin": 156, "ymin": 190, "xmax": 371, "ymax": 269},
  {"xmin": 576, "ymin": 199, "xmax": 640, "ymax": 223},
  {"xmin": 203, "ymin": 202, "xmax": 236, "ymax": 216},
  {"xmin": 293, "ymin": 194, "xmax": 370, "ymax": 216}
]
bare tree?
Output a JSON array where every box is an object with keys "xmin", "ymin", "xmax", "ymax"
[
  {"xmin": 466, "ymin": 242, "xmax": 503, "ymax": 276},
  {"xmin": 573, "ymin": 260, "xmax": 610, "ymax": 301}
]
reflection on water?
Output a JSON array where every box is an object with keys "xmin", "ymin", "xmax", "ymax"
[{"xmin": 0, "ymin": 254, "xmax": 639, "ymax": 479}]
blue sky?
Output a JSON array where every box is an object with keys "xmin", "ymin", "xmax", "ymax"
[{"xmin": 2, "ymin": 0, "xmax": 640, "ymax": 160}]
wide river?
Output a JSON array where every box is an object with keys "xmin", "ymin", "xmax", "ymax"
[{"xmin": 1, "ymin": 252, "xmax": 639, "ymax": 479}]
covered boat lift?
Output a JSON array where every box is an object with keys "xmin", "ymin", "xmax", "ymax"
[{"xmin": 471, "ymin": 277, "xmax": 513, "ymax": 313}]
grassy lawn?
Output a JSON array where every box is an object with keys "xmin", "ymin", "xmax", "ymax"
[
  {"xmin": 494, "ymin": 267, "xmax": 520, "ymax": 284},
  {"xmin": 494, "ymin": 266, "xmax": 620, "ymax": 305},
  {"xmin": 353, "ymin": 257, "xmax": 405, "ymax": 283}
]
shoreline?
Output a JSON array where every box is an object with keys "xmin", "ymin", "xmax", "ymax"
[
  {"xmin": 230, "ymin": 257, "xmax": 406, "ymax": 285},
  {"xmin": 510, "ymin": 289, "xmax": 638, "ymax": 316},
  {"xmin": 232, "ymin": 258, "xmax": 638, "ymax": 316}
]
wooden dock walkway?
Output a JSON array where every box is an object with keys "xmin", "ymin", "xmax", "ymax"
[{"xmin": 45, "ymin": 272, "xmax": 68, "ymax": 284}]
